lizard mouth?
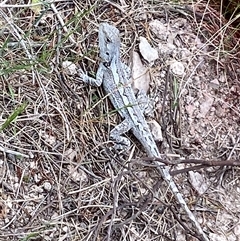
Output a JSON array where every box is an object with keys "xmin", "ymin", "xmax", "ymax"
[{"xmin": 99, "ymin": 51, "xmax": 112, "ymax": 65}]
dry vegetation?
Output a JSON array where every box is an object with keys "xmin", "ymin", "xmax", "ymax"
[{"xmin": 0, "ymin": 0, "xmax": 239, "ymax": 241}]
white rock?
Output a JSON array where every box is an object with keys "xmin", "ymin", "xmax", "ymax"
[
  {"xmin": 29, "ymin": 161, "xmax": 37, "ymax": 169},
  {"xmin": 64, "ymin": 148, "xmax": 77, "ymax": 162},
  {"xmin": 43, "ymin": 181, "xmax": 52, "ymax": 191},
  {"xmin": 39, "ymin": 130, "xmax": 56, "ymax": 146},
  {"xmin": 158, "ymin": 42, "xmax": 176, "ymax": 57},
  {"xmin": 68, "ymin": 165, "xmax": 88, "ymax": 183},
  {"xmin": 234, "ymin": 223, "xmax": 240, "ymax": 236},
  {"xmin": 189, "ymin": 171, "xmax": 208, "ymax": 195},
  {"xmin": 172, "ymin": 18, "xmax": 187, "ymax": 29},
  {"xmin": 62, "ymin": 61, "xmax": 77, "ymax": 75},
  {"xmin": 34, "ymin": 173, "xmax": 41, "ymax": 183},
  {"xmin": 209, "ymin": 79, "xmax": 219, "ymax": 89},
  {"xmin": 131, "ymin": 51, "xmax": 150, "ymax": 94},
  {"xmin": 148, "ymin": 120, "xmax": 163, "ymax": 142},
  {"xmin": 149, "ymin": 20, "xmax": 168, "ymax": 40},
  {"xmin": 139, "ymin": 37, "xmax": 158, "ymax": 63},
  {"xmin": 62, "ymin": 226, "xmax": 69, "ymax": 233},
  {"xmin": 169, "ymin": 61, "xmax": 185, "ymax": 76}
]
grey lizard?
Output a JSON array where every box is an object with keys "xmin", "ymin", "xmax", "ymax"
[{"xmin": 78, "ymin": 22, "xmax": 209, "ymax": 241}]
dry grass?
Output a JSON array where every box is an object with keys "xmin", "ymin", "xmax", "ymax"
[{"xmin": 0, "ymin": 0, "xmax": 239, "ymax": 240}]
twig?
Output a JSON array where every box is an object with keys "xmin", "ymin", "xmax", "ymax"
[
  {"xmin": 0, "ymin": 0, "xmax": 67, "ymax": 7},
  {"xmin": 0, "ymin": 146, "xmax": 29, "ymax": 158},
  {"xmin": 137, "ymin": 156, "xmax": 240, "ymax": 175},
  {"xmin": 50, "ymin": 3, "xmax": 76, "ymax": 44}
]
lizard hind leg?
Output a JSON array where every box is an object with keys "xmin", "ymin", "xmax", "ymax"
[
  {"xmin": 136, "ymin": 90, "xmax": 155, "ymax": 117},
  {"xmin": 110, "ymin": 119, "xmax": 132, "ymax": 150}
]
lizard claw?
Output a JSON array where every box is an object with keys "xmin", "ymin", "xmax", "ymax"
[
  {"xmin": 77, "ymin": 68, "xmax": 85, "ymax": 78},
  {"xmin": 77, "ymin": 68, "xmax": 89, "ymax": 83}
]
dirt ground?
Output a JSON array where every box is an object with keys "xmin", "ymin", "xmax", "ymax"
[{"xmin": 0, "ymin": 1, "xmax": 239, "ymax": 241}]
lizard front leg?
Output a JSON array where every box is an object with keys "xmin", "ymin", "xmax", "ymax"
[
  {"xmin": 110, "ymin": 119, "xmax": 132, "ymax": 150},
  {"xmin": 78, "ymin": 63, "xmax": 105, "ymax": 87}
]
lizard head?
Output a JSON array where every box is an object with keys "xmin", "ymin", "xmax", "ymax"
[{"xmin": 98, "ymin": 23, "xmax": 120, "ymax": 63}]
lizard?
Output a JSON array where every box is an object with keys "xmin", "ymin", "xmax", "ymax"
[{"xmin": 78, "ymin": 22, "xmax": 209, "ymax": 241}]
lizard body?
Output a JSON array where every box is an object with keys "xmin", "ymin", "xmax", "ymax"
[{"xmin": 79, "ymin": 23, "xmax": 208, "ymax": 241}]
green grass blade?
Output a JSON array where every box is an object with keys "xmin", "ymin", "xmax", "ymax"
[
  {"xmin": 19, "ymin": 232, "xmax": 39, "ymax": 241},
  {"xmin": 0, "ymin": 102, "xmax": 28, "ymax": 132}
]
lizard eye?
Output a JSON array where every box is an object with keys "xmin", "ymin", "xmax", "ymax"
[{"xmin": 106, "ymin": 37, "xmax": 111, "ymax": 43}]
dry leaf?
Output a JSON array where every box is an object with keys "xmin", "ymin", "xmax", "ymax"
[
  {"xmin": 0, "ymin": 202, "xmax": 7, "ymax": 219},
  {"xmin": 30, "ymin": 0, "xmax": 42, "ymax": 15},
  {"xmin": 197, "ymin": 94, "xmax": 214, "ymax": 118}
]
